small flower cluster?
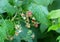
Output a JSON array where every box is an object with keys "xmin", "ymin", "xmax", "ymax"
[{"xmin": 20, "ymin": 11, "xmax": 39, "ymax": 28}]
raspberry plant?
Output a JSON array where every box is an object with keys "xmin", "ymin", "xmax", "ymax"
[{"xmin": 0, "ymin": 0, "xmax": 60, "ymax": 42}]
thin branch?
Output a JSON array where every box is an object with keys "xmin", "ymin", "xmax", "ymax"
[{"xmin": 11, "ymin": 13, "xmax": 17, "ymax": 21}]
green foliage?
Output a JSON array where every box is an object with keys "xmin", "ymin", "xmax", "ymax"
[
  {"xmin": 48, "ymin": 24, "xmax": 60, "ymax": 32},
  {"xmin": 48, "ymin": 9, "xmax": 60, "ymax": 19},
  {"xmin": 28, "ymin": 3, "xmax": 50, "ymax": 26},
  {"xmin": 0, "ymin": 0, "xmax": 16, "ymax": 16},
  {"xmin": 40, "ymin": 24, "xmax": 48, "ymax": 33},
  {"xmin": 57, "ymin": 36, "xmax": 60, "ymax": 42},
  {"xmin": 0, "ymin": 0, "xmax": 60, "ymax": 42},
  {"xmin": 32, "ymin": 0, "xmax": 54, "ymax": 6},
  {"xmin": 0, "ymin": 19, "xmax": 15, "ymax": 42}
]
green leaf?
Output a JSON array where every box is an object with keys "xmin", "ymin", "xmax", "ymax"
[
  {"xmin": 49, "ymin": 0, "xmax": 54, "ymax": 4},
  {"xmin": 0, "ymin": 0, "xmax": 8, "ymax": 7},
  {"xmin": 48, "ymin": 9, "xmax": 60, "ymax": 19},
  {"xmin": 0, "ymin": 8, "xmax": 5, "ymax": 13},
  {"xmin": 14, "ymin": 35, "xmax": 21, "ymax": 42},
  {"xmin": 0, "ymin": 0, "xmax": 8, "ymax": 13},
  {"xmin": 4, "ymin": 5, "xmax": 16, "ymax": 16},
  {"xmin": 58, "ymin": 18, "xmax": 60, "ymax": 23},
  {"xmin": 57, "ymin": 36, "xmax": 60, "ymax": 41},
  {"xmin": 22, "ymin": 0, "xmax": 32, "ymax": 11},
  {"xmin": 8, "ymin": 0, "xmax": 14, "ymax": 5},
  {"xmin": 0, "ymin": 19, "xmax": 7, "ymax": 42},
  {"xmin": 28, "ymin": 3, "xmax": 50, "ymax": 26},
  {"xmin": 0, "ymin": 0, "xmax": 16, "ymax": 16},
  {"xmin": 56, "ymin": 28, "xmax": 60, "ymax": 33},
  {"xmin": 28, "ymin": 39, "xmax": 33, "ymax": 42},
  {"xmin": 40, "ymin": 24, "xmax": 48, "ymax": 33},
  {"xmin": 48, "ymin": 0, "xmax": 60, "ymax": 11},
  {"xmin": 5, "ymin": 20, "xmax": 15, "ymax": 35},
  {"xmin": 14, "ymin": 0, "xmax": 23, "ymax": 7},
  {"xmin": 0, "ymin": 19, "xmax": 15, "ymax": 42},
  {"xmin": 33, "ymin": 0, "xmax": 54, "ymax": 6},
  {"xmin": 48, "ymin": 24, "xmax": 60, "ymax": 32}
]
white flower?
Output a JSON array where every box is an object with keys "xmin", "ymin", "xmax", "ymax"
[
  {"xmin": 15, "ymin": 25, "xmax": 20, "ymax": 29},
  {"xmin": 32, "ymin": 17, "xmax": 36, "ymax": 20},
  {"xmin": 31, "ymin": 34, "xmax": 35, "ymax": 39},
  {"xmin": 23, "ymin": 17, "xmax": 26, "ymax": 20},
  {"xmin": 18, "ymin": 30, "xmax": 22, "ymax": 33}
]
